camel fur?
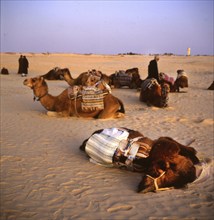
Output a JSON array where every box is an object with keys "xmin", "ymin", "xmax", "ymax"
[{"xmin": 140, "ymin": 78, "xmax": 170, "ymax": 107}]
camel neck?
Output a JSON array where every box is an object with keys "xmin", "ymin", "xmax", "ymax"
[{"xmin": 34, "ymin": 92, "xmax": 48, "ymax": 101}]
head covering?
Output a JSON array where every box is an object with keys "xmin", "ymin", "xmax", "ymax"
[{"xmin": 154, "ymin": 55, "xmax": 160, "ymax": 61}]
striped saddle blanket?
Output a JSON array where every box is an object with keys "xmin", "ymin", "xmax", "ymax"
[
  {"xmin": 115, "ymin": 71, "xmax": 132, "ymax": 86},
  {"xmin": 81, "ymin": 87, "xmax": 105, "ymax": 111},
  {"xmin": 85, "ymin": 128, "xmax": 151, "ymax": 170}
]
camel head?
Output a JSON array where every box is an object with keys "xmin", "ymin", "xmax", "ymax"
[
  {"xmin": 23, "ymin": 76, "xmax": 46, "ymax": 89},
  {"xmin": 137, "ymin": 138, "xmax": 198, "ymax": 193}
]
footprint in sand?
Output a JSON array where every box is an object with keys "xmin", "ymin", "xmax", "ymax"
[{"xmin": 107, "ymin": 204, "xmax": 133, "ymax": 213}]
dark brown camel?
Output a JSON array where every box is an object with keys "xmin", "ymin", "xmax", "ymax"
[
  {"xmin": 23, "ymin": 76, "xmax": 125, "ymax": 119},
  {"xmin": 41, "ymin": 67, "xmax": 64, "ymax": 80},
  {"xmin": 110, "ymin": 68, "xmax": 142, "ymax": 89},
  {"xmin": 80, "ymin": 127, "xmax": 200, "ymax": 193},
  {"xmin": 159, "ymin": 70, "xmax": 188, "ymax": 92},
  {"xmin": 140, "ymin": 78, "xmax": 170, "ymax": 107},
  {"xmin": 1, "ymin": 67, "xmax": 9, "ymax": 75},
  {"xmin": 171, "ymin": 70, "xmax": 188, "ymax": 92},
  {"xmin": 208, "ymin": 81, "xmax": 214, "ymax": 90}
]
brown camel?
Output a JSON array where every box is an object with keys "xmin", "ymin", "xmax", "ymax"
[
  {"xmin": 1, "ymin": 67, "xmax": 9, "ymax": 75},
  {"xmin": 80, "ymin": 127, "xmax": 200, "ymax": 193},
  {"xmin": 171, "ymin": 70, "xmax": 188, "ymax": 92},
  {"xmin": 23, "ymin": 76, "xmax": 125, "ymax": 119},
  {"xmin": 208, "ymin": 81, "xmax": 214, "ymax": 90},
  {"xmin": 140, "ymin": 78, "xmax": 170, "ymax": 107},
  {"xmin": 110, "ymin": 68, "xmax": 142, "ymax": 89},
  {"xmin": 159, "ymin": 70, "xmax": 188, "ymax": 92},
  {"xmin": 60, "ymin": 68, "xmax": 111, "ymax": 87}
]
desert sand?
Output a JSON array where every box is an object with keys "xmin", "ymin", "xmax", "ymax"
[{"xmin": 0, "ymin": 53, "xmax": 213, "ymax": 220}]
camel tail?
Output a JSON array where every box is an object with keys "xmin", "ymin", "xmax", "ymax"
[{"xmin": 117, "ymin": 98, "xmax": 125, "ymax": 113}]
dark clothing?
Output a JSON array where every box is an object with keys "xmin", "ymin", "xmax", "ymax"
[
  {"xmin": 22, "ymin": 56, "xmax": 29, "ymax": 74},
  {"xmin": 18, "ymin": 56, "xmax": 23, "ymax": 74},
  {"xmin": 18, "ymin": 56, "xmax": 29, "ymax": 75},
  {"xmin": 147, "ymin": 59, "xmax": 160, "ymax": 83}
]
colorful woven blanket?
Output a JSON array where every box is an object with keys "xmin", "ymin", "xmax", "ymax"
[
  {"xmin": 159, "ymin": 73, "xmax": 175, "ymax": 85},
  {"xmin": 81, "ymin": 87, "xmax": 105, "ymax": 111}
]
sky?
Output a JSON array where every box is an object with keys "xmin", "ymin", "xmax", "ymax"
[{"xmin": 0, "ymin": 0, "xmax": 213, "ymax": 55}]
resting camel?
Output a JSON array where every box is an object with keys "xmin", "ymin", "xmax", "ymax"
[
  {"xmin": 159, "ymin": 70, "xmax": 188, "ymax": 92},
  {"xmin": 41, "ymin": 67, "xmax": 64, "ymax": 80},
  {"xmin": 208, "ymin": 81, "xmax": 214, "ymax": 90},
  {"xmin": 110, "ymin": 68, "xmax": 142, "ymax": 89},
  {"xmin": 1, "ymin": 67, "xmax": 9, "ymax": 75},
  {"xmin": 60, "ymin": 68, "xmax": 111, "ymax": 87},
  {"xmin": 23, "ymin": 76, "xmax": 125, "ymax": 119},
  {"xmin": 80, "ymin": 127, "xmax": 200, "ymax": 193},
  {"xmin": 140, "ymin": 78, "xmax": 170, "ymax": 107}
]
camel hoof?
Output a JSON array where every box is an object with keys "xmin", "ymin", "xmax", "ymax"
[
  {"xmin": 115, "ymin": 112, "xmax": 125, "ymax": 118},
  {"xmin": 47, "ymin": 111, "xmax": 58, "ymax": 117}
]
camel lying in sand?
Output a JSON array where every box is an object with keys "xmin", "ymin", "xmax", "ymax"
[
  {"xmin": 140, "ymin": 78, "xmax": 170, "ymax": 107},
  {"xmin": 23, "ymin": 76, "xmax": 125, "ymax": 119},
  {"xmin": 80, "ymin": 127, "xmax": 200, "ymax": 193},
  {"xmin": 59, "ymin": 68, "xmax": 111, "ymax": 87},
  {"xmin": 160, "ymin": 70, "xmax": 188, "ymax": 92},
  {"xmin": 110, "ymin": 68, "xmax": 142, "ymax": 89},
  {"xmin": 1, "ymin": 67, "xmax": 9, "ymax": 75},
  {"xmin": 208, "ymin": 81, "xmax": 214, "ymax": 90}
]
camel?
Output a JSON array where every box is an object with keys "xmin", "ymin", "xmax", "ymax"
[
  {"xmin": 110, "ymin": 68, "xmax": 142, "ymax": 89},
  {"xmin": 208, "ymin": 81, "xmax": 214, "ymax": 90},
  {"xmin": 171, "ymin": 70, "xmax": 188, "ymax": 92},
  {"xmin": 41, "ymin": 67, "xmax": 64, "ymax": 80},
  {"xmin": 80, "ymin": 127, "xmax": 200, "ymax": 193},
  {"xmin": 140, "ymin": 78, "xmax": 170, "ymax": 107},
  {"xmin": 159, "ymin": 70, "xmax": 188, "ymax": 92},
  {"xmin": 1, "ymin": 67, "xmax": 9, "ymax": 75},
  {"xmin": 60, "ymin": 68, "xmax": 111, "ymax": 87},
  {"xmin": 23, "ymin": 76, "xmax": 125, "ymax": 119}
]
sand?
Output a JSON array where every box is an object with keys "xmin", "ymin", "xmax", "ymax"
[{"xmin": 0, "ymin": 53, "xmax": 213, "ymax": 220}]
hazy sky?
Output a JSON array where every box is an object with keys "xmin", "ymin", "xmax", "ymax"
[{"xmin": 1, "ymin": 0, "xmax": 213, "ymax": 55}]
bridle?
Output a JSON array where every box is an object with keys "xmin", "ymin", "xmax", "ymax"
[
  {"xmin": 33, "ymin": 93, "xmax": 48, "ymax": 101},
  {"xmin": 146, "ymin": 171, "xmax": 173, "ymax": 191}
]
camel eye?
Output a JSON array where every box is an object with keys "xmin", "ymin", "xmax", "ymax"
[{"xmin": 170, "ymin": 163, "xmax": 177, "ymax": 171}]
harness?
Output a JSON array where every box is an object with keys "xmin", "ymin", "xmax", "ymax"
[
  {"xmin": 141, "ymin": 78, "xmax": 159, "ymax": 91},
  {"xmin": 146, "ymin": 172, "xmax": 174, "ymax": 191}
]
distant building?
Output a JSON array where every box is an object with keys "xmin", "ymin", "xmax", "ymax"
[{"xmin": 187, "ymin": 48, "xmax": 191, "ymax": 56}]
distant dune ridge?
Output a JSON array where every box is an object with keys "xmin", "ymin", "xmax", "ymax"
[{"xmin": 0, "ymin": 53, "xmax": 213, "ymax": 219}]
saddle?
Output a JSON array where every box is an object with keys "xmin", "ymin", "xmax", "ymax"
[
  {"xmin": 141, "ymin": 78, "xmax": 159, "ymax": 91},
  {"xmin": 67, "ymin": 82, "xmax": 109, "ymax": 112},
  {"xmin": 159, "ymin": 72, "xmax": 175, "ymax": 85},
  {"xmin": 114, "ymin": 71, "xmax": 132, "ymax": 86},
  {"xmin": 85, "ymin": 128, "xmax": 152, "ymax": 171}
]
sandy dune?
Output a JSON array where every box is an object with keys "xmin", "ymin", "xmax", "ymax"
[{"xmin": 0, "ymin": 53, "xmax": 213, "ymax": 219}]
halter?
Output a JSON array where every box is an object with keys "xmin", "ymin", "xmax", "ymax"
[
  {"xmin": 33, "ymin": 93, "xmax": 48, "ymax": 101},
  {"xmin": 146, "ymin": 171, "xmax": 173, "ymax": 191}
]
